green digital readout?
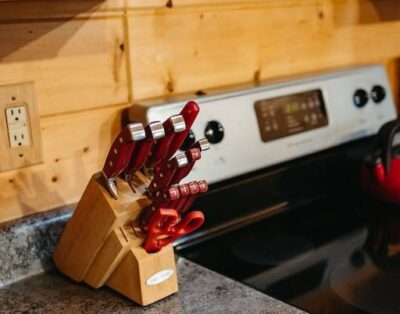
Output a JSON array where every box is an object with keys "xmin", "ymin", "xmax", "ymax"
[
  {"xmin": 254, "ymin": 89, "xmax": 328, "ymax": 142},
  {"xmin": 284, "ymin": 102, "xmax": 300, "ymax": 114}
]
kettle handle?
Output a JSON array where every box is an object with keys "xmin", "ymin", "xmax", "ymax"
[{"xmin": 377, "ymin": 119, "xmax": 400, "ymax": 175}]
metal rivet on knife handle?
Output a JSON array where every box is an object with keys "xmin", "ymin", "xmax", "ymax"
[{"xmin": 102, "ymin": 122, "xmax": 145, "ymax": 198}]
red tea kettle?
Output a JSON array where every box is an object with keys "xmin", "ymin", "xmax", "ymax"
[{"xmin": 362, "ymin": 119, "xmax": 400, "ymax": 204}]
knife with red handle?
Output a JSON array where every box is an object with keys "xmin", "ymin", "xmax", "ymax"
[
  {"xmin": 146, "ymin": 115, "xmax": 186, "ymax": 170},
  {"xmin": 140, "ymin": 186, "xmax": 180, "ymax": 231},
  {"xmin": 179, "ymin": 180, "xmax": 208, "ymax": 213},
  {"xmin": 189, "ymin": 138, "xmax": 210, "ymax": 152},
  {"xmin": 165, "ymin": 101, "xmax": 200, "ymax": 161},
  {"xmin": 147, "ymin": 153, "xmax": 188, "ymax": 197},
  {"xmin": 168, "ymin": 183, "xmax": 190, "ymax": 210},
  {"xmin": 169, "ymin": 148, "xmax": 201, "ymax": 185},
  {"xmin": 143, "ymin": 208, "xmax": 204, "ymax": 253},
  {"xmin": 123, "ymin": 121, "xmax": 165, "ymax": 182},
  {"xmin": 102, "ymin": 122, "xmax": 146, "ymax": 198}
]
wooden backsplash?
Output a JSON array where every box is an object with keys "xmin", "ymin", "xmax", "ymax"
[{"xmin": 0, "ymin": 0, "xmax": 400, "ymax": 223}]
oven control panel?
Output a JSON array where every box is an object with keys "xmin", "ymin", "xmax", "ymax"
[
  {"xmin": 130, "ymin": 65, "xmax": 397, "ymax": 184},
  {"xmin": 254, "ymin": 89, "xmax": 328, "ymax": 142}
]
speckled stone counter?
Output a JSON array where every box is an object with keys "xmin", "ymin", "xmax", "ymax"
[
  {"xmin": 0, "ymin": 258, "xmax": 304, "ymax": 314},
  {"xmin": 0, "ymin": 207, "xmax": 306, "ymax": 313}
]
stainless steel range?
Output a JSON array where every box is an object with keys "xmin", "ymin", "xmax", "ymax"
[{"xmin": 130, "ymin": 65, "xmax": 400, "ymax": 314}]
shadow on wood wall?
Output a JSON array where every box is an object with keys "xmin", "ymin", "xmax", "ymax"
[{"xmin": 0, "ymin": 0, "xmax": 104, "ymax": 61}]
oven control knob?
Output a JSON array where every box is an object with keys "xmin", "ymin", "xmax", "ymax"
[
  {"xmin": 205, "ymin": 121, "xmax": 224, "ymax": 144},
  {"xmin": 371, "ymin": 85, "xmax": 386, "ymax": 103},
  {"xmin": 180, "ymin": 129, "xmax": 196, "ymax": 151},
  {"xmin": 353, "ymin": 89, "xmax": 369, "ymax": 108}
]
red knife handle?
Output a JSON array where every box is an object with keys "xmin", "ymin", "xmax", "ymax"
[
  {"xmin": 165, "ymin": 101, "xmax": 200, "ymax": 160},
  {"xmin": 147, "ymin": 154, "xmax": 188, "ymax": 196},
  {"xmin": 102, "ymin": 123, "xmax": 145, "ymax": 179},
  {"xmin": 141, "ymin": 186, "xmax": 180, "ymax": 229},
  {"xmin": 124, "ymin": 121, "xmax": 165, "ymax": 178},
  {"xmin": 169, "ymin": 184, "xmax": 190, "ymax": 209},
  {"xmin": 170, "ymin": 148, "xmax": 201, "ymax": 185},
  {"xmin": 146, "ymin": 115, "xmax": 186, "ymax": 170},
  {"xmin": 143, "ymin": 208, "xmax": 179, "ymax": 253},
  {"xmin": 179, "ymin": 180, "xmax": 210, "ymax": 213},
  {"xmin": 189, "ymin": 138, "xmax": 210, "ymax": 152}
]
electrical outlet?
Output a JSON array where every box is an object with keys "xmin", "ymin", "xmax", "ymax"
[
  {"xmin": 0, "ymin": 82, "xmax": 43, "ymax": 172},
  {"xmin": 5, "ymin": 106, "xmax": 31, "ymax": 148}
]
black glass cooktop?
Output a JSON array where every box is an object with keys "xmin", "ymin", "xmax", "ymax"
[{"xmin": 178, "ymin": 193, "xmax": 400, "ymax": 314}]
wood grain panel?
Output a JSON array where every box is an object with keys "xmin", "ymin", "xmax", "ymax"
[
  {"xmin": 128, "ymin": 2, "xmax": 400, "ymax": 100},
  {"xmin": 0, "ymin": 104, "xmax": 128, "ymax": 222},
  {"xmin": 0, "ymin": 18, "xmax": 128, "ymax": 117}
]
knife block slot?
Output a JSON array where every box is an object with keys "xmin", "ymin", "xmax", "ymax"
[{"xmin": 53, "ymin": 172, "xmax": 179, "ymax": 306}]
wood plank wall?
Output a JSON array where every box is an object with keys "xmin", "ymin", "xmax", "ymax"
[{"xmin": 0, "ymin": 0, "xmax": 400, "ymax": 223}]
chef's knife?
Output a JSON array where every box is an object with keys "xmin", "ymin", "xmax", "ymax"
[
  {"xmin": 102, "ymin": 122, "xmax": 146, "ymax": 198},
  {"xmin": 165, "ymin": 101, "xmax": 200, "ymax": 161},
  {"xmin": 146, "ymin": 115, "xmax": 186, "ymax": 170},
  {"xmin": 180, "ymin": 180, "xmax": 208, "ymax": 213},
  {"xmin": 169, "ymin": 148, "xmax": 201, "ymax": 185},
  {"xmin": 123, "ymin": 121, "xmax": 165, "ymax": 182},
  {"xmin": 147, "ymin": 153, "xmax": 188, "ymax": 197}
]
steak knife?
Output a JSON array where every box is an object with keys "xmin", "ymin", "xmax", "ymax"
[
  {"xmin": 102, "ymin": 122, "xmax": 146, "ymax": 198},
  {"xmin": 140, "ymin": 186, "xmax": 180, "ymax": 231},
  {"xmin": 169, "ymin": 148, "xmax": 202, "ymax": 185},
  {"xmin": 180, "ymin": 180, "xmax": 208, "ymax": 213}
]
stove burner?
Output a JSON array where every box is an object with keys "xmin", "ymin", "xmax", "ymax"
[
  {"xmin": 330, "ymin": 250, "xmax": 400, "ymax": 314},
  {"xmin": 231, "ymin": 231, "xmax": 314, "ymax": 266}
]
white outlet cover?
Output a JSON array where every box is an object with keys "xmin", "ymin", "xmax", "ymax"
[{"xmin": 5, "ymin": 106, "xmax": 31, "ymax": 148}]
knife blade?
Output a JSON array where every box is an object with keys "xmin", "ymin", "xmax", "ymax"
[
  {"xmin": 123, "ymin": 121, "xmax": 165, "ymax": 182},
  {"xmin": 102, "ymin": 122, "xmax": 146, "ymax": 198},
  {"xmin": 164, "ymin": 101, "xmax": 200, "ymax": 161},
  {"xmin": 147, "ymin": 153, "xmax": 188, "ymax": 197},
  {"xmin": 146, "ymin": 115, "xmax": 186, "ymax": 170},
  {"xmin": 169, "ymin": 148, "xmax": 202, "ymax": 185},
  {"xmin": 179, "ymin": 180, "xmax": 208, "ymax": 213}
]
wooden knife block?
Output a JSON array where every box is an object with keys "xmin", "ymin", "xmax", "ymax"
[{"xmin": 53, "ymin": 172, "xmax": 179, "ymax": 306}]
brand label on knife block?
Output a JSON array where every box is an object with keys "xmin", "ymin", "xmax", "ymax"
[{"xmin": 146, "ymin": 269, "xmax": 174, "ymax": 286}]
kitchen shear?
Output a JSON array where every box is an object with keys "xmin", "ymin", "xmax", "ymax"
[{"xmin": 143, "ymin": 208, "xmax": 204, "ymax": 253}]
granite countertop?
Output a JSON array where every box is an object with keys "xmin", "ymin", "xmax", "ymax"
[
  {"xmin": 0, "ymin": 207, "xmax": 305, "ymax": 313},
  {"xmin": 0, "ymin": 257, "xmax": 304, "ymax": 314}
]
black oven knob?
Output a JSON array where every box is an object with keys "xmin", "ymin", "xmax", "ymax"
[
  {"xmin": 180, "ymin": 129, "xmax": 196, "ymax": 151},
  {"xmin": 371, "ymin": 85, "xmax": 386, "ymax": 103},
  {"xmin": 353, "ymin": 89, "xmax": 369, "ymax": 108},
  {"xmin": 205, "ymin": 121, "xmax": 224, "ymax": 144}
]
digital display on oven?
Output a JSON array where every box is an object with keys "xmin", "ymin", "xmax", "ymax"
[{"xmin": 254, "ymin": 89, "xmax": 328, "ymax": 142}]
